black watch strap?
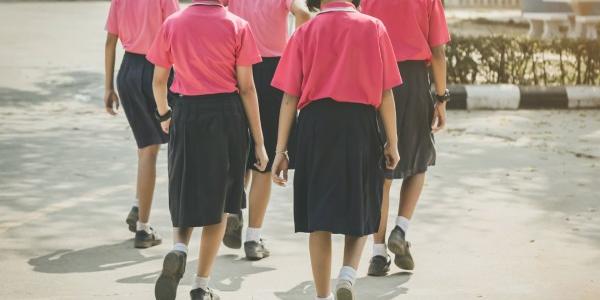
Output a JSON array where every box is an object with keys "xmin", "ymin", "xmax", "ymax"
[
  {"xmin": 436, "ymin": 89, "xmax": 451, "ymax": 103},
  {"xmin": 155, "ymin": 109, "xmax": 172, "ymax": 122}
]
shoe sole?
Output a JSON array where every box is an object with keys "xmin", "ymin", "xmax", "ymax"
[
  {"xmin": 336, "ymin": 286, "xmax": 355, "ymax": 300},
  {"xmin": 394, "ymin": 254, "xmax": 415, "ymax": 270},
  {"xmin": 388, "ymin": 239, "xmax": 407, "ymax": 256},
  {"xmin": 126, "ymin": 214, "xmax": 137, "ymax": 233},
  {"xmin": 155, "ymin": 252, "xmax": 183, "ymax": 300},
  {"xmin": 223, "ymin": 215, "xmax": 242, "ymax": 249},
  {"xmin": 367, "ymin": 267, "xmax": 389, "ymax": 277},
  {"xmin": 245, "ymin": 251, "xmax": 270, "ymax": 261},
  {"xmin": 134, "ymin": 238, "xmax": 162, "ymax": 249}
]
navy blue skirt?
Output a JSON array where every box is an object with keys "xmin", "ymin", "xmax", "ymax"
[
  {"xmin": 293, "ymin": 99, "xmax": 385, "ymax": 237},
  {"xmin": 116, "ymin": 52, "xmax": 169, "ymax": 149},
  {"xmin": 383, "ymin": 61, "xmax": 436, "ymax": 179},
  {"xmin": 168, "ymin": 93, "xmax": 249, "ymax": 227},
  {"xmin": 247, "ymin": 57, "xmax": 296, "ymax": 172}
]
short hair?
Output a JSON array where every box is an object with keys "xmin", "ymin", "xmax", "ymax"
[{"xmin": 306, "ymin": 0, "xmax": 361, "ymax": 12}]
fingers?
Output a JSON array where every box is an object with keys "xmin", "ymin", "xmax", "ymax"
[
  {"xmin": 161, "ymin": 120, "xmax": 170, "ymax": 134},
  {"xmin": 272, "ymin": 169, "xmax": 287, "ymax": 186},
  {"xmin": 105, "ymin": 106, "xmax": 117, "ymax": 116}
]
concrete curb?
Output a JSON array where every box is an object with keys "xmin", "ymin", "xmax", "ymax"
[{"xmin": 446, "ymin": 85, "xmax": 600, "ymax": 110}]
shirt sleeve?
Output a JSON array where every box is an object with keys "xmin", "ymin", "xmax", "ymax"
[
  {"xmin": 162, "ymin": 0, "xmax": 180, "ymax": 20},
  {"xmin": 378, "ymin": 25, "xmax": 402, "ymax": 90},
  {"xmin": 235, "ymin": 23, "xmax": 263, "ymax": 66},
  {"xmin": 428, "ymin": 0, "xmax": 450, "ymax": 47},
  {"xmin": 222, "ymin": 0, "xmax": 230, "ymax": 6},
  {"xmin": 146, "ymin": 24, "xmax": 173, "ymax": 69},
  {"xmin": 105, "ymin": 0, "xmax": 119, "ymax": 35},
  {"xmin": 271, "ymin": 33, "xmax": 303, "ymax": 97}
]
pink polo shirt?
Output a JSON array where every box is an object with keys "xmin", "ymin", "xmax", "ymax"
[
  {"xmin": 146, "ymin": 1, "xmax": 263, "ymax": 96},
  {"xmin": 225, "ymin": 0, "xmax": 294, "ymax": 57},
  {"xmin": 271, "ymin": 1, "xmax": 402, "ymax": 110},
  {"xmin": 361, "ymin": 0, "xmax": 450, "ymax": 62},
  {"xmin": 105, "ymin": 0, "xmax": 179, "ymax": 55}
]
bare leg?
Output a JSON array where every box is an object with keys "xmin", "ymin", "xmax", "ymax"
[
  {"xmin": 248, "ymin": 171, "xmax": 272, "ymax": 229},
  {"xmin": 397, "ymin": 173, "xmax": 426, "ymax": 219},
  {"xmin": 343, "ymin": 235, "xmax": 368, "ymax": 269},
  {"xmin": 136, "ymin": 144, "xmax": 160, "ymax": 223},
  {"xmin": 173, "ymin": 227, "xmax": 193, "ymax": 245},
  {"xmin": 310, "ymin": 231, "xmax": 332, "ymax": 298},
  {"xmin": 373, "ymin": 179, "xmax": 393, "ymax": 244},
  {"xmin": 197, "ymin": 214, "xmax": 228, "ymax": 277}
]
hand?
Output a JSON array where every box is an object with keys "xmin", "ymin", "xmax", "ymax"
[
  {"xmin": 271, "ymin": 152, "xmax": 289, "ymax": 186},
  {"xmin": 160, "ymin": 119, "xmax": 170, "ymax": 134},
  {"xmin": 431, "ymin": 101, "xmax": 447, "ymax": 133},
  {"xmin": 384, "ymin": 143, "xmax": 400, "ymax": 170},
  {"xmin": 253, "ymin": 143, "xmax": 269, "ymax": 172},
  {"xmin": 104, "ymin": 89, "xmax": 120, "ymax": 115}
]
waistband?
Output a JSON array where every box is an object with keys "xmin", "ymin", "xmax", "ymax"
[
  {"xmin": 124, "ymin": 51, "xmax": 147, "ymax": 59},
  {"xmin": 303, "ymin": 98, "xmax": 376, "ymax": 112}
]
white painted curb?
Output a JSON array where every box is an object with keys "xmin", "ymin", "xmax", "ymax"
[{"xmin": 464, "ymin": 84, "xmax": 521, "ymax": 110}]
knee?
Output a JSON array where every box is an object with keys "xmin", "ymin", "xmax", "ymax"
[
  {"xmin": 383, "ymin": 179, "xmax": 393, "ymax": 190},
  {"xmin": 138, "ymin": 145, "xmax": 160, "ymax": 160}
]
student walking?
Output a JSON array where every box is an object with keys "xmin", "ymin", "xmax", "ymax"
[
  {"xmin": 361, "ymin": 0, "xmax": 451, "ymax": 276},
  {"xmin": 222, "ymin": 0, "xmax": 311, "ymax": 261},
  {"xmin": 147, "ymin": 1, "xmax": 268, "ymax": 299},
  {"xmin": 104, "ymin": 0, "xmax": 179, "ymax": 248},
  {"xmin": 270, "ymin": 1, "xmax": 401, "ymax": 299}
]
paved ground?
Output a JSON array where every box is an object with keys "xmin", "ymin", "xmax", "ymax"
[{"xmin": 1, "ymin": 2, "xmax": 599, "ymax": 300}]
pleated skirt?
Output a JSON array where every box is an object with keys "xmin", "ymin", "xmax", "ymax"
[
  {"xmin": 168, "ymin": 93, "xmax": 249, "ymax": 227},
  {"xmin": 293, "ymin": 99, "xmax": 385, "ymax": 237}
]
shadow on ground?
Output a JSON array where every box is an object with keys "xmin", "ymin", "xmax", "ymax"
[
  {"xmin": 117, "ymin": 254, "xmax": 276, "ymax": 292},
  {"xmin": 274, "ymin": 272, "xmax": 411, "ymax": 300},
  {"xmin": 28, "ymin": 240, "xmax": 161, "ymax": 273}
]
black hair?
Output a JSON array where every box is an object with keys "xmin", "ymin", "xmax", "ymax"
[{"xmin": 306, "ymin": 0, "xmax": 361, "ymax": 12}]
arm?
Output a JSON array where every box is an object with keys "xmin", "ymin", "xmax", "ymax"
[
  {"xmin": 378, "ymin": 89, "xmax": 400, "ymax": 170},
  {"xmin": 104, "ymin": 33, "xmax": 119, "ymax": 115},
  {"xmin": 430, "ymin": 44, "xmax": 447, "ymax": 133},
  {"xmin": 236, "ymin": 65, "xmax": 269, "ymax": 171},
  {"xmin": 152, "ymin": 65, "xmax": 171, "ymax": 133},
  {"xmin": 272, "ymin": 93, "xmax": 299, "ymax": 186},
  {"xmin": 290, "ymin": 0, "xmax": 311, "ymax": 28}
]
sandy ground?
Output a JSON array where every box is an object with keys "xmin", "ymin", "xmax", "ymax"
[{"xmin": 1, "ymin": 2, "xmax": 600, "ymax": 300}]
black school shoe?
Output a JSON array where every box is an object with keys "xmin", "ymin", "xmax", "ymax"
[
  {"xmin": 190, "ymin": 287, "xmax": 220, "ymax": 300},
  {"xmin": 223, "ymin": 213, "xmax": 243, "ymax": 249},
  {"xmin": 244, "ymin": 239, "xmax": 270, "ymax": 261},
  {"xmin": 126, "ymin": 206, "xmax": 139, "ymax": 233},
  {"xmin": 368, "ymin": 255, "xmax": 392, "ymax": 276},
  {"xmin": 155, "ymin": 251, "xmax": 187, "ymax": 300},
  {"xmin": 134, "ymin": 227, "xmax": 162, "ymax": 249},
  {"xmin": 387, "ymin": 226, "xmax": 415, "ymax": 270}
]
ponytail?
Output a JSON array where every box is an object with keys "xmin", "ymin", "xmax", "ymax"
[{"xmin": 306, "ymin": 0, "xmax": 361, "ymax": 12}]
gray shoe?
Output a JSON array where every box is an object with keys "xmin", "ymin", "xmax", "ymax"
[
  {"xmin": 190, "ymin": 287, "xmax": 220, "ymax": 300},
  {"xmin": 223, "ymin": 213, "xmax": 243, "ymax": 249},
  {"xmin": 155, "ymin": 250, "xmax": 187, "ymax": 300},
  {"xmin": 368, "ymin": 255, "xmax": 391, "ymax": 276},
  {"xmin": 388, "ymin": 226, "xmax": 414, "ymax": 270},
  {"xmin": 335, "ymin": 279, "xmax": 355, "ymax": 300},
  {"xmin": 244, "ymin": 239, "xmax": 270, "ymax": 261},
  {"xmin": 134, "ymin": 227, "xmax": 162, "ymax": 249},
  {"xmin": 126, "ymin": 206, "xmax": 138, "ymax": 233}
]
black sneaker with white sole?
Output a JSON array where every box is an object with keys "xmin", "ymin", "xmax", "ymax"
[
  {"xmin": 223, "ymin": 213, "xmax": 243, "ymax": 249},
  {"xmin": 190, "ymin": 287, "xmax": 220, "ymax": 300},
  {"xmin": 155, "ymin": 250, "xmax": 187, "ymax": 300},
  {"xmin": 126, "ymin": 206, "xmax": 138, "ymax": 233},
  {"xmin": 134, "ymin": 227, "xmax": 162, "ymax": 249}
]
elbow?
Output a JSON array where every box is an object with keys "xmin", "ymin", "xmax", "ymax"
[
  {"xmin": 297, "ymin": 11, "xmax": 311, "ymax": 23},
  {"xmin": 431, "ymin": 45, "xmax": 446, "ymax": 61},
  {"xmin": 239, "ymin": 83, "xmax": 256, "ymax": 97}
]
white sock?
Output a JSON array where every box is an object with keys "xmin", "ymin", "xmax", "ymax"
[
  {"xmin": 395, "ymin": 216, "xmax": 410, "ymax": 234},
  {"xmin": 191, "ymin": 275, "xmax": 209, "ymax": 291},
  {"xmin": 372, "ymin": 243, "xmax": 388, "ymax": 258},
  {"xmin": 136, "ymin": 221, "xmax": 151, "ymax": 233},
  {"xmin": 338, "ymin": 266, "xmax": 357, "ymax": 286},
  {"xmin": 132, "ymin": 199, "xmax": 139, "ymax": 208},
  {"xmin": 316, "ymin": 293, "xmax": 334, "ymax": 300},
  {"xmin": 172, "ymin": 243, "xmax": 188, "ymax": 254},
  {"xmin": 246, "ymin": 227, "xmax": 261, "ymax": 242}
]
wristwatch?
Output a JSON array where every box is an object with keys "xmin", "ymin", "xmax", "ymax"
[
  {"xmin": 435, "ymin": 89, "xmax": 451, "ymax": 103},
  {"xmin": 155, "ymin": 109, "xmax": 172, "ymax": 122}
]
